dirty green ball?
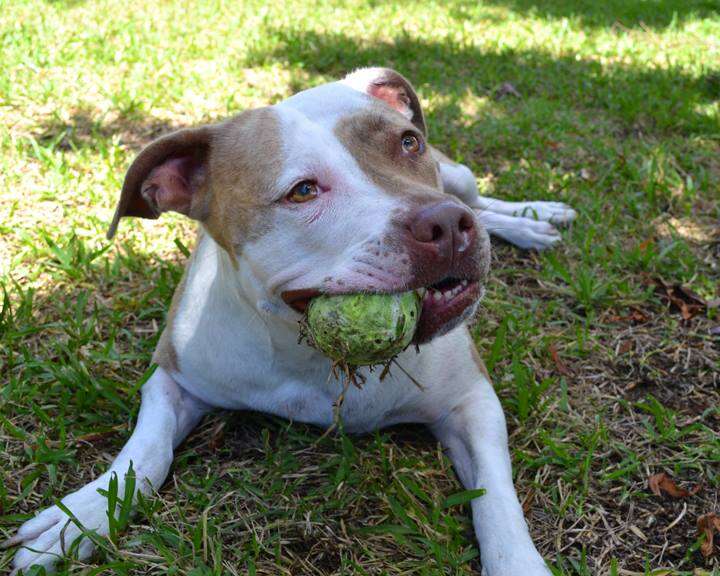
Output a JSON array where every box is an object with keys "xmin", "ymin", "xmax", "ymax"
[{"xmin": 306, "ymin": 292, "xmax": 421, "ymax": 366}]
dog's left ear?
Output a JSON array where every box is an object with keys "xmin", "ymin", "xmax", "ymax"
[{"xmin": 342, "ymin": 67, "xmax": 426, "ymax": 135}]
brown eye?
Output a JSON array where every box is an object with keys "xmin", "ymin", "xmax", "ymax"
[
  {"xmin": 401, "ymin": 132, "xmax": 422, "ymax": 154},
  {"xmin": 287, "ymin": 180, "xmax": 319, "ymax": 203}
]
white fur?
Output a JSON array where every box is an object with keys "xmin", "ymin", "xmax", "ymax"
[{"xmin": 475, "ymin": 211, "xmax": 563, "ymax": 250}]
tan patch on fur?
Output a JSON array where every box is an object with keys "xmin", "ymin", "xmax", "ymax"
[
  {"xmin": 152, "ymin": 260, "xmax": 191, "ymax": 373},
  {"xmin": 109, "ymin": 108, "xmax": 282, "ymax": 257},
  {"xmin": 203, "ymin": 108, "xmax": 282, "ymax": 258},
  {"xmin": 334, "ymin": 106, "xmax": 443, "ymax": 202},
  {"xmin": 467, "ymin": 328, "xmax": 492, "ymax": 383}
]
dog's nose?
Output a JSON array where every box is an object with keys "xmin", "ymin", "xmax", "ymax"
[{"xmin": 409, "ymin": 201, "xmax": 476, "ymax": 258}]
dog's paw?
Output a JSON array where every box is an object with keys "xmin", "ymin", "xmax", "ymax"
[
  {"xmin": 481, "ymin": 554, "xmax": 552, "ymax": 576},
  {"xmin": 510, "ymin": 201, "xmax": 576, "ymax": 225},
  {"xmin": 482, "ymin": 562, "xmax": 552, "ymax": 576},
  {"xmin": 490, "ymin": 217, "xmax": 563, "ymax": 250},
  {"xmin": 2, "ymin": 480, "xmax": 109, "ymax": 575}
]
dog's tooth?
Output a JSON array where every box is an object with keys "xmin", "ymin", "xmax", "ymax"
[
  {"xmin": 433, "ymin": 291, "xmax": 442, "ymax": 302},
  {"xmin": 443, "ymin": 290, "xmax": 453, "ymax": 299},
  {"xmin": 417, "ymin": 287, "xmax": 427, "ymax": 298},
  {"xmin": 462, "ymin": 279, "xmax": 468, "ymax": 286}
]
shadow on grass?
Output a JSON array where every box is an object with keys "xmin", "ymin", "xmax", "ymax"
[
  {"xmin": 28, "ymin": 27, "xmax": 718, "ymax": 168},
  {"xmin": 244, "ymin": 29, "xmax": 718, "ymax": 139},
  {"xmin": 467, "ymin": 0, "xmax": 718, "ymax": 30},
  {"xmin": 33, "ymin": 106, "xmax": 178, "ymax": 153},
  {"xmin": 41, "ymin": 0, "xmax": 86, "ymax": 6}
]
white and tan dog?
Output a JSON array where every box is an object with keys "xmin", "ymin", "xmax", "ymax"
[{"xmin": 4, "ymin": 68, "xmax": 575, "ymax": 575}]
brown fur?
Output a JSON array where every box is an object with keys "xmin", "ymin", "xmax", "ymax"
[
  {"xmin": 334, "ymin": 106, "xmax": 443, "ymax": 202},
  {"xmin": 202, "ymin": 108, "xmax": 282, "ymax": 259},
  {"xmin": 467, "ymin": 328, "xmax": 492, "ymax": 382},
  {"xmin": 107, "ymin": 126, "xmax": 212, "ymax": 239},
  {"xmin": 152, "ymin": 257, "xmax": 192, "ymax": 373},
  {"xmin": 108, "ymin": 108, "xmax": 283, "ymax": 259}
]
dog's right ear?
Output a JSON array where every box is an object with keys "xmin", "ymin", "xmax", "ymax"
[
  {"xmin": 342, "ymin": 67, "xmax": 427, "ymax": 136},
  {"xmin": 107, "ymin": 126, "xmax": 213, "ymax": 239}
]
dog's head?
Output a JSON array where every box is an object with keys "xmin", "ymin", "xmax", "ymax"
[{"xmin": 109, "ymin": 68, "xmax": 490, "ymax": 343}]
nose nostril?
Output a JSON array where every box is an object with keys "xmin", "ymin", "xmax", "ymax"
[
  {"xmin": 431, "ymin": 224, "xmax": 443, "ymax": 242},
  {"xmin": 410, "ymin": 203, "xmax": 474, "ymax": 246},
  {"xmin": 458, "ymin": 213, "xmax": 474, "ymax": 232}
]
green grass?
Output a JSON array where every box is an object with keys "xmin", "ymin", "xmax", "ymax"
[{"xmin": 1, "ymin": 0, "xmax": 719, "ymax": 574}]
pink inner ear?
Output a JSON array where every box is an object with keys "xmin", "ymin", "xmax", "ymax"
[
  {"xmin": 368, "ymin": 83, "xmax": 412, "ymax": 117},
  {"xmin": 142, "ymin": 156, "xmax": 198, "ymax": 216}
]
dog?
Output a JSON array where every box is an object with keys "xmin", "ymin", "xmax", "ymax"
[{"xmin": 4, "ymin": 68, "xmax": 575, "ymax": 575}]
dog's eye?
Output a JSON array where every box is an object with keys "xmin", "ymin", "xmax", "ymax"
[
  {"xmin": 401, "ymin": 132, "xmax": 423, "ymax": 154},
  {"xmin": 287, "ymin": 180, "xmax": 319, "ymax": 203}
]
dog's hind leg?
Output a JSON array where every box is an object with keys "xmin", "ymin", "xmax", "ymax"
[{"xmin": 3, "ymin": 367, "xmax": 209, "ymax": 575}]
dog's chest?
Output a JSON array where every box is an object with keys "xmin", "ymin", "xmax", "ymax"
[
  {"xmin": 166, "ymin": 274, "xmax": 427, "ymax": 431},
  {"xmin": 171, "ymin": 322, "xmax": 428, "ymax": 432}
]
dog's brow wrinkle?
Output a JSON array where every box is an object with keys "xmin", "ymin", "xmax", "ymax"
[{"xmin": 355, "ymin": 112, "xmax": 388, "ymax": 132}]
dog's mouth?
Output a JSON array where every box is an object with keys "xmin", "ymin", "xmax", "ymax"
[
  {"xmin": 414, "ymin": 277, "xmax": 481, "ymax": 343},
  {"xmin": 281, "ymin": 276, "xmax": 481, "ymax": 344}
]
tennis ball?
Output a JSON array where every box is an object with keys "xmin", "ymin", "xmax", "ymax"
[{"xmin": 306, "ymin": 292, "xmax": 421, "ymax": 366}]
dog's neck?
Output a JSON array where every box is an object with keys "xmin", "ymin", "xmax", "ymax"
[{"xmin": 188, "ymin": 229, "xmax": 304, "ymax": 346}]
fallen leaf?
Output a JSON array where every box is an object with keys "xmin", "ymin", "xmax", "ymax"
[
  {"xmin": 521, "ymin": 489, "xmax": 535, "ymax": 516},
  {"xmin": 548, "ymin": 343, "xmax": 572, "ymax": 377},
  {"xmin": 648, "ymin": 472, "xmax": 701, "ymax": 499},
  {"xmin": 207, "ymin": 421, "xmax": 226, "ymax": 451},
  {"xmin": 697, "ymin": 513, "xmax": 720, "ymax": 558},
  {"xmin": 628, "ymin": 308, "xmax": 650, "ymax": 323},
  {"xmin": 675, "ymin": 284, "xmax": 707, "ymax": 306},
  {"xmin": 606, "ymin": 307, "xmax": 649, "ymax": 324},
  {"xmin": 618, "ymin": 340, "xmax": 634, "ymax": 354},
  {"xmin": 654, "ymin": 278, "xmax": 707, "ymax": 320}
]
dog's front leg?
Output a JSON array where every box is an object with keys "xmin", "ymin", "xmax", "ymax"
[
  {"xmin": 430, "ymin": 371, "xmax": 550, "ymax": 575},
  {"xmin": 3, "ymin": 367, "xmax": 209, "ymax": 575}
]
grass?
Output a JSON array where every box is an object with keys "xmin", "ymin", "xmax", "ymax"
[{"xmin": 1, "ymin": 0, "xmax": 719, "ymax": 574}]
